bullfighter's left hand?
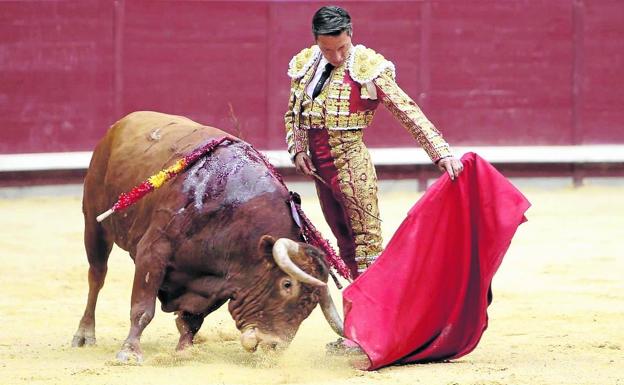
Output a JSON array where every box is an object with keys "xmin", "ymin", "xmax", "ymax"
[{"xmin": 437, "ymin": 156, "xmax": 464, "ymax": 181}]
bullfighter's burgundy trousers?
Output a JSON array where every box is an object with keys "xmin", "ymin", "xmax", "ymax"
[{"xmin": 307, "ymin": 128, "xmax": 383, "ymax": 279}]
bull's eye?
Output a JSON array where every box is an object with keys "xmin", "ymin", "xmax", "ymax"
[{"xmin": 279, "ymin": 278, "xmax": 298, "ymax": 297}]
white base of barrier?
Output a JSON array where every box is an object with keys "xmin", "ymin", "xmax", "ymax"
[{"xmin": 1, "ymin": 145, "xmax": 623, "ymax": 172}]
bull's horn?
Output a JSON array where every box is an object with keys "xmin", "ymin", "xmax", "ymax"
[
  {"xmin": 319, "ymin": 286, "xmax": 345, "ymax": 337},
  {"xmin": 272, "ymin": 238, "xmax": 326, "ymax": 287}
]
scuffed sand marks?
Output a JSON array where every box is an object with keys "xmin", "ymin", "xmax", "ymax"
[{"xmin": 0, "ymin": 187, "xmax": 623, "ymax": 385}]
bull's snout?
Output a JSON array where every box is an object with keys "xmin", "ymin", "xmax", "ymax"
[
  {"xmin": 240, "ymin": 327, "xmax": 259, "ymax": 352},
  {"xmin": 240, "ymin": 327, "xmax": 289, "ymax": 353}
]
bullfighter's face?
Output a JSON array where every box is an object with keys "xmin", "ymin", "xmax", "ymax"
[{"xmin": 316, "ymin": 31, "xmax": 352, "ymax": 68}]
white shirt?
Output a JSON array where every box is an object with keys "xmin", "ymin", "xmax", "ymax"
[{"xmin": 305, "ymin": 56, "xmax": 331, "ymax": 98}]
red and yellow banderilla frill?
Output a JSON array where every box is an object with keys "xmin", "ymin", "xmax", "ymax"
[{"xmin": 96, "ymin": 136, "xmax": 237, "ymax": 222}]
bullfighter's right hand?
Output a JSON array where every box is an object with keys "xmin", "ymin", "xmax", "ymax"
[{"xmin": 294, "ymin": 152, "xmax": 316, "ymax": 176}]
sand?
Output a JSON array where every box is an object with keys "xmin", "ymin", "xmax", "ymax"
[{"xmin": 0, "ymin": 185, "xmax": 622, "ymax": 385}]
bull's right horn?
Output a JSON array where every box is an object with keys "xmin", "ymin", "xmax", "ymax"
[
  {"xmin": 272, "ymin": 238, "xmax": 326, "ymax": 287},
  {"xmin": 319, "ymin": 286, "xmax": 345, "ymax": 337}
]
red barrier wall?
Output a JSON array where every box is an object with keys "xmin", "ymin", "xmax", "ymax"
[{"xmin": 1, "ymin": 0, "xmax": 623, "ymax": 154}]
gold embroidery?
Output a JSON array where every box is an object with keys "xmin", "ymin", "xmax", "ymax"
[
  {"xmin": 287, "ymin": 46, "xmax": 448, "ymax": 161},
  {"xmin": 293, "ymin": 129, "xmax": 308, "ymax": 154},
  {"xmin": 373, "ymin": 69, "xmax": 452, "ymax": 162},
  {"xmin": 328, "ymin": 130, "xmax": 382, "ymax": 261},
  {"xmin": 360, "ymin": 84, "xmax": 372, "ymax": 100},
  {"xmin": 285, "ymin": 59, "xmax": 320, "ymax": 157},
  {"xmin": 348, "ymin": 45, "xmax": 396, "ymax": 84},
  {"xmin": 287, "ymin": 46, "xmax": 320, "ymax": 79},
  {"xmin": 298, "ymin": 65, "xmax": 372, "ymax": 130},
  {"xmin": 284, "ymin": 78, "xmax": 299, "ymax": 157}
]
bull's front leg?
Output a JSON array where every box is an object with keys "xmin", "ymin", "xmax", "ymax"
[
  {"xmin": 173, "ymin": 276, "xmax": 232, "ymax": 351},
  {"xmin": 175, "ymin": 311, "xmax": 206, "ymax": 351},
  {"xmin": 116, "ymin": 233, "xmax": 171, "ymax": 363}
]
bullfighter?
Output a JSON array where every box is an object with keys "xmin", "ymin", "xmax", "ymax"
[{"xmin": 284, "ymin": 6, "xmax": 464, "ymax": 279}]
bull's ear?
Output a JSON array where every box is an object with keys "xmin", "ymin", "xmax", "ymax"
[{"xmin": 257, "ymin": 235, "xmax": 277, "ymax": 257}]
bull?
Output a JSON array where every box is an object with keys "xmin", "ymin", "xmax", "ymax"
[{"xmin": 72, "ymin": 111, "xmax": 344, "ymax": 362}]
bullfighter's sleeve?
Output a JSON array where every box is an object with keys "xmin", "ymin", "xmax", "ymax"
[
  {"xmin": 284, "ymin": 79, "xmax": 308, "ymax": 161},
  {"xmin": 373, "ymin": 69, "xmax": 452, "ymax": 163}
]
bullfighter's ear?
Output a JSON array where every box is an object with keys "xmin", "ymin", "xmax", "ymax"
[{"xmin": 257, "ymin": 235, "xmax": 277, "ymax": 257}]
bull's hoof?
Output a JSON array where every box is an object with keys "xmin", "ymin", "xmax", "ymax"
[
  {"xmin": 72, "ymin": 334, "xmax": 96, "ymax": 347},
  {"xmin": 116, "ymin": 349, "xmax": 144, "ymax": 364},
  {"xmin": 175, "ymin": 333, "xmax": 195, "ymax": 351},
  {"xmin": 116, "ymin": 344, "xmax": 144, "ymax": 364}
]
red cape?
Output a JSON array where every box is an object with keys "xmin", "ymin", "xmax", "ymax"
[{"xmin": 343, "ymin": 152, "xmax": 530, "ymax": 370}]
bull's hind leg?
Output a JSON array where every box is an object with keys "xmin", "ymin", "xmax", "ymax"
[
  {"xmin": 116, "ymin": 232, "xmax": 171, "ymax": 363},
  {"xmin": 72, "ymin": 220, "xmax": 113, "ymax": 347}
]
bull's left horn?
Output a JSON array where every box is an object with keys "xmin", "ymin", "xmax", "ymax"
[{"xmin": 272, "ymin": 238, "xmax": 326, "ymax": 287}]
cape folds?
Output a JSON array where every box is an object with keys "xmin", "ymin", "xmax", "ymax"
[{"xmin": 343, "ymin": 152, "xmax": 530, "ymax": 370}]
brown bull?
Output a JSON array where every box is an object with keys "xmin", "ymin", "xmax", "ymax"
[{"xmin": 72, "ymin": 111, "xmax": 343, "ymax": 362}]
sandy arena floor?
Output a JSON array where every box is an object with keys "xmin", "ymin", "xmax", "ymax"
[{"xmin": 0, "ymin": 185, "xmax": 622, "ymax": 385}]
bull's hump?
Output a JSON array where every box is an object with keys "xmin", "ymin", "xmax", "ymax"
[{"xmin": 182, "ymin": 142, "xmax": 283, "ymax": 210}]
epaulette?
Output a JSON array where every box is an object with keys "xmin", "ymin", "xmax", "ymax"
[
  {"xmin": 347, "ymin": 45, "xmax": 396, "ymax": 84},
  {"xmin": 287, "ymin": 45, "xmax": 320, "ymax": 79}
]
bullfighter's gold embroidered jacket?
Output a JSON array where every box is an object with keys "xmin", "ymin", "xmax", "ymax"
[{"xmin": 284, "ymin": 44, "xmax": 452, "ymax": 162}]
